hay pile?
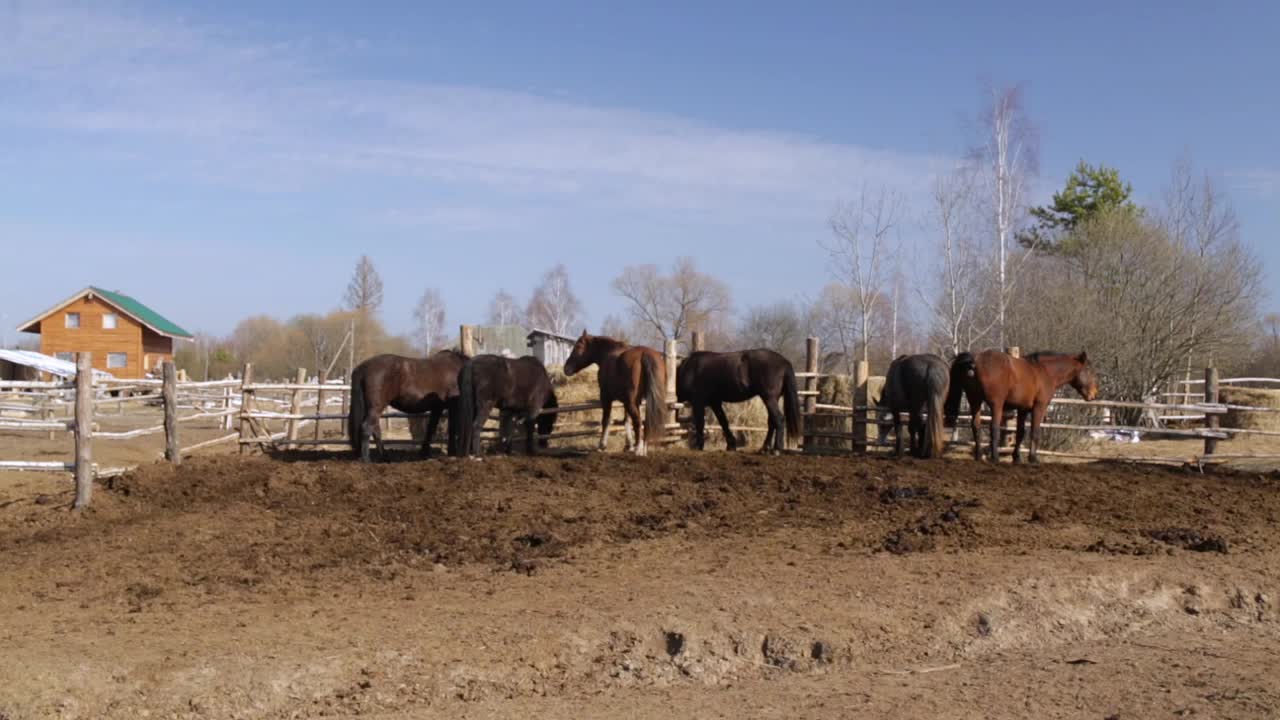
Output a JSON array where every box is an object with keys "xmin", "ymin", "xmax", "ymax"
[{"xmin": 1219, "ymin": 386, "xmax": 1280, "ymax": 431}]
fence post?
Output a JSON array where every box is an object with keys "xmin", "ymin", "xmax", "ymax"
[
  {"xmin": 221, "ymin": 384, "xmax": 233, "ymax": 431},
  {"xmin": 73, "ymin": 353, "xmax": 93, "ymax": 510},
  {"xmin": 803, "ymin": 337, "xmax": 818, "ymax": 451},
  {"xmin": 1204, "ymin": 367, "xmax": 1219, "ymax": 456},
  {"xmin": 286, "ymin": 367, "xmax": 306, "ymax": 448},
  {"xmin": 315, "ymin": 369, "xmax": 328, "ymax": 440},
  {"xmin": 238, "ymin": 363, "xmax": 254, "ymax": 455},
  {"xmin": 460, "ymin": 325, "xmax": 476, "ymax": 356},
  {"xmin": 163, "ymin": 361, "xmax": 179, "ymax": 465},
  {"xmin": 691, "ymin": 331, "xmax": 704, "ymax": 352},
  {"xmin": 853, "ymin": 359, "xmax": 869, "ymax": 454}
]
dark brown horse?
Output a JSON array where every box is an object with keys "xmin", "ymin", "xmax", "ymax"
[
  {"xmin": 348, "ymin": 350, "xmax": 469, "ymax": 462},
  {"xmin": 563, "ymin": 332, "xmax": 666, "ymax": 456},
  {"xmin": 876, "ymin": 353, "xmax": 949, "ymax": 459},
  {"xmin": 456, "ymin": 354, "xmax": 558, "ymax": 457},
  {"xmin": 945, "ymin": 350, "xmax": 1098, "ymax": 464},
  {"xmin": 676, "ymin": 349, "xmax": 802, "ymax": 453}
]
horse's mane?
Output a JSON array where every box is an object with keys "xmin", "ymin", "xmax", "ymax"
[
  {"xmin": 589, "ymin": 335, "xmax": 629, "ymax": 352},
  {"xmin": 1026, "ymin": 351, "xmax": 1070, "ymax": 362},
  {"xmin": 434, "ymin": 348, "xmax": 470, "ymax": 361}
]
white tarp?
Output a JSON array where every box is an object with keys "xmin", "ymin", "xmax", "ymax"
[{"xmin": 0, "ymin": 349, "xmax": 114, "ymax": 380}]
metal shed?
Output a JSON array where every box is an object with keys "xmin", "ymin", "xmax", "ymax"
[{"xmin": 526, "ymin": 329, "xmax": 576, "ymax": 368}]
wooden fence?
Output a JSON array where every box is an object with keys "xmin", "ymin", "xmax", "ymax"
[{"xmin": 7, "ymin": 335, "xmax": 1280, "ymax": 508}]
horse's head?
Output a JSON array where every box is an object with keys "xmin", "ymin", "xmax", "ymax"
[
  {"xmin": 1070, "ymin": 352, "xmax": 1100, "ymax": 401},
  {"xmin": 563, "ymin": 329, "xmax": 593, "ymax": 376}
]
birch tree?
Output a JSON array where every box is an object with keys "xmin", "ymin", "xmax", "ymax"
[
  {"xmin": 974, "ymin": 83, "xmax": 1038, "ymax": 347},
  {"xmin": 819, "ymin": 184, "xmax": 903, "ymax": 363},
  {"xmin": 412, "ymin": 288, "xmax": 448, "ymax": 354},
  {"xmin": 526, "ymin": 264, "xmax": 583, "ymax": 336},
  {"xmin": 487, "ymin": 290, "xmax": 524, "ymax": 327}
]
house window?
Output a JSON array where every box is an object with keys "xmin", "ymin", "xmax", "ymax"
[
  {"xmin": 55, "ymin": 352, "xmax": 74, "ymax": 362},
  {"xmin": 65, "ymin": 312, "xmax": 80, "ymax": 329},
  {"xmin": 107, "ymin": 353, "xmax": 128, "ymax": 369},
  {"xmin": 102, "ymin": 313, "xmax": 118, "ymax": 329}
]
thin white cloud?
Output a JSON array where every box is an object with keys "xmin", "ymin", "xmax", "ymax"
[
  {"xmin": 1227, "ymin": 169, "xmax": 1280, "ymax": 198},
  {"xmin": 0, "ymin": 2, "xmax": 945, "ymax": 219}
]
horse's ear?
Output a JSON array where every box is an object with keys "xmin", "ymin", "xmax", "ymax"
[{"xmin": 1078, "ymin": 351, "xmax": 1089, "ymax": 363}]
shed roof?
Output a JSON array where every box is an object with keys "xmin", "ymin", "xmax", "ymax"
[{"xmin": 16, "ymin": 286, "xmax": 194, "ymax": 340}]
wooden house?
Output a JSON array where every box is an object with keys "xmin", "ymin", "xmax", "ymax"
[
  {"xmin": 16, "ymin": 286, "xmax": 193, "ymax": 379},
  {"xmin": 527, "ymin": 329, "xmax": 576, "ymax": 367}
]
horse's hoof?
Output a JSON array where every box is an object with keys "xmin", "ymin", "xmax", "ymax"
[{"xmin": 1028, "ymin": 455, "xmax": 1041, "ymax": 465}]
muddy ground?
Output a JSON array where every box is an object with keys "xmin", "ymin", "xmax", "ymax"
[{"xmin": 1, "ymin": 450, "xmax": 1278, "ymax": 719}]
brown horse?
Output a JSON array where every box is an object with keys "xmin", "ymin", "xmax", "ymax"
[
  {"xmin": 348, "ymin": 350, "xmax": 468, "ymax": 462},
  {"xmin": 945, "ymin": 350, "xmax": 1098, "ymax": 464},
  {"xmin": 563, "ymin": 331, "xmax": 666, "ymax": 456}
]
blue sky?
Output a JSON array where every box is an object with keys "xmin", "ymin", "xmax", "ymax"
[{"xmin": 2, "ymin": 0, "xmax": 1277, "ymax": 342}]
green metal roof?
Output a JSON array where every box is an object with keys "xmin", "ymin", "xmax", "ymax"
[{"xmin": 90, "ymin": 286, "xmax": 193, "ymax": 339}]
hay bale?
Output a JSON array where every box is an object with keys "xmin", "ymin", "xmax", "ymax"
[{"xmin": 1219, "ymin": 386, "xmax": 1280, "ymax": 431}]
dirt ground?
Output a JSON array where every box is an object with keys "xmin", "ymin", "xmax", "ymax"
[{"xmin": 1, "ymin": 448, "xmax": 1278, "ymax": 719}]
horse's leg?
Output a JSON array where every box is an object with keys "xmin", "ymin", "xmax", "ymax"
[
  {"xmin": 598, "ymin": 399, "xmax": 613, "ymax": 451},
  {"xmin": 760, "ymin": 394, "xmax": 784, "ymax": 454},
  {"xmin": 1029, "ymin": 404, "xmax": 1047, "ymax": 464},
  {"xmin": 893, "ymin": 410, "xmax": 904, "ymax": 458},
  {"xmin": 422, "ymin": 408, "xmax": 442, "ymax": 458},
  {"xmin": 500, "ymin": 411, "xmax": 515, "ymax": 455},
  {"xmin": 988, "ymin": 399, "xmax": 1004, "ymax": 463},
  {"xmin": 710, "ymin": 402, "xmax": 735, "ymax": 451},
  {"xmin": 692, "ymin": 400, "xmax": 707, "ymax": 450},
  {"xmin": 471, "ymin": 400, "xmax": 495, "ymax": 458},
  {"xmin": 909, "ymin": 408, "xmax": 924, "ymax": 458},
  {"xmin": 624, "ymin": 399, "xmax": 645, "ymax": 456},
  {"xmin": 362, "ymin": 403, "xmax": 385, "ymax": 463},
  {"xmin": 1012, "ymin": 409, "xmax": 1027, "ymax": 464},
  {"xmin": 967, "ymin": 392, "xmax": 983, "ymax": 461}
]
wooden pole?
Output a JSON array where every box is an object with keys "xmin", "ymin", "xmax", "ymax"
[
  {"xmin": 665, "ymin": 339, "xmax": 679, "ymax": 426},
  {"xmin": 221, "ymin": 384, "xmax": 233, "ymax": 431},
  {"xmin": 239, "ymin": 363, "xmax": 254, "ymax": 455},
  {"xmin": 348, "ymin": 317, "xmax": 356, "ymax": 383},
  {"xmin": 690, "ymin": 331, "xmax": 705, "ymax": 352},
  {"xmin": 314, "ymin": 369, "xmax": 328, "ymax": 440},
  {"xmin": 460, "ymin": 325, "xmax": 476, "ymax": 356},
  {"xmin": 163, "ymin": 361, "xmax": 179, "ymax": 465},
  {"xmin": 286, "ymin": 367, "xmax": 306, "ymax": 447},
  {"xmin": 803, "ymin": 336, "xmax": 818, "ymax": 451},
  {"xmin": 853, "ymin": 359, "xmax": 869, "ymax": 454},
  {"xmin": 73, "ymin": 353, "xmax": 93, "ymax": 510},
  {"xmin": 1204, "ymin": 367, "xmax": 1220, "ymax": 456}
]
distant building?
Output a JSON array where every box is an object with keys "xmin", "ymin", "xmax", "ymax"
[
  {"xmin": 470, "ymin": 325, "xmax": 530, "ymax": 358},
  {"xmin": 16, "ymin": 286, "xmax": 194, "ymax": 379},
  {"xmin": 527, "ymin": 329, "xmax": 576, "ymax": 368}
]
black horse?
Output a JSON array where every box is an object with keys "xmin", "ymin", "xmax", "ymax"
[
  {"xmin": 876, "ymin": 354, "xmax": 949, "ymax": 458},
  {"xmin": 348, "ymin": 350, "xmax": 468, "ymax": 462},
  {"xmin": 456, "ymin": 354, "xmax": 558, "ymax": 457},
  {"xmin": 676, "ymin": 349, "xmax": 802, "ymax": 453}
]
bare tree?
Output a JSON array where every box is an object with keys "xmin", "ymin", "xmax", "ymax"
[
  {"xmin": 487, "ymin": 289, "xmax": 524, "ymax": 327},
  {"xmin": 343, "ymin": 255, "xmax": 384, "ymax": 316},
  {"xmin": 917, "ymin": 167, "xmax": 987, "ymax": 356},
  {"xmin": 819, "ymin": 184, "xmax": 903, "ymax": 362},
  {"xmin": 738, "ymin": 301, "xmax": 805, "ymax": 364},
  {"xmin": 526, "ymin": 263, "xmax": 583, "ymax": 336},
  {"xmin": 412, "ymin": 288, "xmax": 448, "ymax": 354},
  {"xmin": 973, "ymin": 82, "xmax": 1038, "ymax": 347},
  {"xmin": 599, "ymin": 313, "xmax": 632, "ymax": 343},
  {"xmin": 612, "ymin": 257, "xmax": 732, "ymax": 346}
]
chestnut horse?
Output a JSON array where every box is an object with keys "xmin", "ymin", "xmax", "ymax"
[
  {"xmin": 348, "ymin": 350, "xmax": 468, "ymax": 462},
  {"xmin": 945, "ymin": 350, "xmax": 1098, "ymax": 464},
  {"xmin": 563, "ymin": 332, "xmax": 666, "ymax": 456}
]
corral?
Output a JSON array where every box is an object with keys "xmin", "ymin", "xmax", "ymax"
[{"xmin": 1, "ymin": 451, "xmax": 1278, "ymax": 718}]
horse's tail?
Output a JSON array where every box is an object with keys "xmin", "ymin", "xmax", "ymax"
[
  {"xmin": 457, "ymin": 360, "xmax": 476, "ymax": 455},
  {"xmin": 944, "ymin": 352, "xmax": 975, "ymax": 426},
  {"xmin": 782, "ymin": 363, "xmax": 802, "ymax": 449},
  {"xmin": 347, "ymin": 367, "xmax": 366, "ymax": 457},
  {"xmin": 924, "ymin": 364, "xmax": 949, "ymax": 459},
  {"xmin": 642, "ymin": 352, "xmax": 666, "ymax": 443},
  {"xmin": 538, "ymin": 387, "xmax": 558, "ymax": 447}
]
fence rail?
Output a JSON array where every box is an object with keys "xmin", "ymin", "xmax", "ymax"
[{"xmin": 8, "ymin": 334, "xmax": 1280, "ymax": 509}]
